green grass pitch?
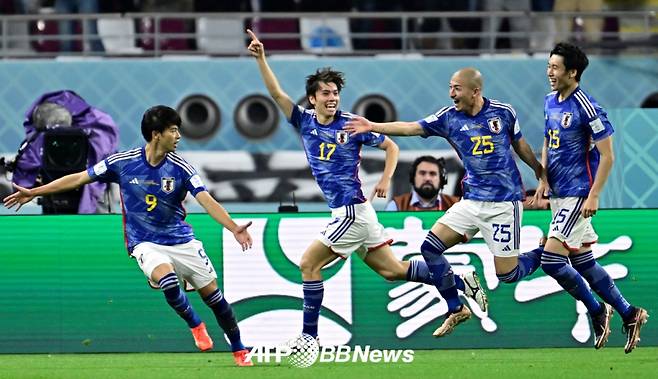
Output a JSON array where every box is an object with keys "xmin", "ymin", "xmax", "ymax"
[{"xmin": 1, "ymin": 347, "xmax": 657, "ymax": 379}]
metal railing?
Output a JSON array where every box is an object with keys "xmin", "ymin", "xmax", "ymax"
[{"xmin": 0, "ymin": 10, "xmax": 655, "ymax": 58}]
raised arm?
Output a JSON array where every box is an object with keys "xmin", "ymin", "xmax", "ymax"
[
  {"xmin": 371, "ymin": 136, "xmax": 399, "ymax": 199},
  {"xmin": 195, "ymin": 191, "xmax": 253, "ymax": 251},
  {"xmin": 344, "ymin": 116, "xmax": 425, "ymax": 137},
  {"xmin": 246, "ymin": 29, "xmax": 294, "ymax": 120},
  {"xmin": 582, "ymin": 136, "xmax": 614, "ymax": 218},
  {"xmin": 3, "ymin": 170, "xmax": 92, "ymax": 211}
]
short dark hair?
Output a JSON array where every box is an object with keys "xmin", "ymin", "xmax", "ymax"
[
  {"xmin": 409, "ymin": 155, "xmax": 447, "ymax": 189},
  {"xmin": 550, "ymin": 42, "xmax": 589, "ymax": 82},
  {"xmin": 305, "ymin": 67, "xmax": 345, "ymax": 97},
  {"xmin": 141, "ymin": 105, "xmax": 181, "ymax": 141}
]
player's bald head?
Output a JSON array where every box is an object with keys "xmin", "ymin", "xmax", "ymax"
[{"xmin": 452, "ymin": 68, "xmax": 483, "ymax": 91}]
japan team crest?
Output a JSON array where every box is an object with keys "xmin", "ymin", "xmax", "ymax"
[
  {"xmin": 487, "ymin": 117, "xmax": 503, "ymax": 134},
  {"xmin": 161, "ymin": 177, "xmax": 175, "ymax": 193},
  {"xmin": 336, "ymin": 130, "xmax": 350, "ymax": 145},
  {"xmin": 561, "ymin": 112, "xmax": 573, "ymax": 128}
]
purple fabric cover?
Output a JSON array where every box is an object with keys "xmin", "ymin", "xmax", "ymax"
[{"xmin": 12, "ymin": 90, "xmax": 119, "ymax": 213}]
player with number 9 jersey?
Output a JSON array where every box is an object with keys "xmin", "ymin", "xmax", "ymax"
[
  {"xmin": 88, "ymin": 147, "xmax": 203, "ymax": 251},
  {"xmin": 3, "ymin": 105, "xmax": 255, "ymax": 364}
]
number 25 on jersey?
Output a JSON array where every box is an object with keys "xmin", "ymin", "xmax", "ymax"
[{"xmin": 471, "ymin": 135, "xmax": 495, "ymax": 155}]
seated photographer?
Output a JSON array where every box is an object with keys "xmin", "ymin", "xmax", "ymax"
[{"xmin": 387, "ymin": 156, "xmax": 459, "ymax": 211}]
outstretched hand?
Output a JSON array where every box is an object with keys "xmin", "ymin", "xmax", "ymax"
[
  {"xmin": 233, "ymin": 221, "xmax": 253, "ymax": 251},
  {"xmin": 2, "ymin": 183, "xmax": 35, "ymax": 212},
  {"xmin": 246, "ymin": 29, "xmax": 265, "ymax": 59},
  {"xmin": 343, "ymin": 116, "xmax": 373, "ymax": 136}
]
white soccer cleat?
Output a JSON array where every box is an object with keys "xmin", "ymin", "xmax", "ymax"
[{"xmin": 461, "ymin": 271, "xmax": 488, "ymax": 313}]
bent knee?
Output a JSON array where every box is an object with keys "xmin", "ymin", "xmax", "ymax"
[{"xmin": 299, "ymin": 257, "xmax": 323, "ymax": 276}]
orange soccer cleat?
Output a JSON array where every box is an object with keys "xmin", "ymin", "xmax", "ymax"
[
  {"xmin": 190, "ymin": 322, "xmax": 214, "ymax": 352},
  {"xmin": 233, "ymin": 349, "xmax": 254, "ymax": 367}
]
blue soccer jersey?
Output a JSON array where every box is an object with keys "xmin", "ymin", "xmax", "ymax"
[
  {"xmin": 418, "ymin": 98, "xmax": 524, "ymax": 201},
  {"xmin": 88, "ymin": 146, "xmax": 207, "ymax": 251},
  {"xmin": 544, "ymin": 87, "xmax": 614, "ymax": 197},
  {"xmin": 289, "ymin": 105, "xmax": 385, "ymax": 209}
]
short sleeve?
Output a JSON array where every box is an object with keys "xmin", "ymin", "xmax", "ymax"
[
  {"xmin": 417, "ymin": 107, "xmax": 450, "ymax": 138},
  {"xmin": 185, "ymin": 173, "xmax": 207, "ymax": 196},
  {"xmin": 289, "ymin": 104, "xmax": 313, "ymax": 131},
  {"xmin": 358, "ymin": 131, "xmax": 385, "ymax": 147},
  {"xmin": 87, "ymin": 156, "xmax": 118, "ymax": 183}
]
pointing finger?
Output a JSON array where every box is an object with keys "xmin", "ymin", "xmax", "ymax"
[{"xmin": 246, "ymin": 29, "xmax": 259, "ymax": 42}]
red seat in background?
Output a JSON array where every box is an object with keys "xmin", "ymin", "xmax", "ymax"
[
  {"xmin": 138, "ymin": 18, "xmax": 191, "ymax": 51},
  {"xmin": 248, "ymin": 18, "xmax": 301, "ymax": 51}
]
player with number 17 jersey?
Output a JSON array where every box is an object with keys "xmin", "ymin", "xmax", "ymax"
[
  {"xmin": 290, "ymin": 105, "xmax": 385, "ymax": 209},
  {"xmin": 88, "ymin": 146, "xmax": 204, "ymax": 251},
  {"xmin": 418, "ymin": 98, "xmax": 525, "ymax": 201}
]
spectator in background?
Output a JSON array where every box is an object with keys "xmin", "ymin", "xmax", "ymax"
[
  {"xmin": 387, "ymin": 156, "xmax": 459, "ymax": 211},
  {"xmin": 54, "ymin": 0, "xmax": 104, "ymax": 52},
  {"xmin": 351, "ymin": 0, "xmax": 403, "ymax": 50},
  {"xmin": 138, "ymin": 0, "xmax": 193, "ymax": 51},
  {"xmin": 99, "ymin": 0, "xmax": 141, "ymax": 13},
  {"xmin": 194, "ymin": 0, "xmax": 251, "ymax": 12},
  {"xmin": 553, "ymin": 0, "xmax": 604, "ymax": 44},
  {"xmin": 441, "ymin": 0, "xmax": 483, "ymax": 51},
  {"xmin": 480, "ymin": 0, "xmax": 532, "ymax": 52},
  {"xmin": 530, "ymin": 0, "xmax": 556, "ymax": 52},
  {"xmin": 249, "ymin": 0, "xmax": 301, "ymax": 51}
]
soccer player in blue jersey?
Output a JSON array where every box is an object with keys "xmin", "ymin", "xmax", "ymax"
[
  {"xmin": 535, "ymin": 42, "xmax": 648, "ymax": 353},
  {"xmin": 3, "ymin": 105, "xmax": 255, "ymax": 366},
  {"xmin": 345, "ymin": 67, "xmax": 545, "ymax": 337},
  {"xmin": 247, "ymin": 29, "xmax": 488, "ymax": 341}
]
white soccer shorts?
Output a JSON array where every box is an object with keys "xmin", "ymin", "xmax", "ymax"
[
  {"xmin": 131, "ymin": 239, "xmax": 218, "ymax": 290},
  {"xmin": 548, "ymin": 197, "xmax": 599, "ymax": 251},
  {"xmin": 318, "ymin": 200, "xmax": 391, "ymax": 258},
  {"xmin": 437, "ymin": 199, "xmax": 523, "ymax": 257}
]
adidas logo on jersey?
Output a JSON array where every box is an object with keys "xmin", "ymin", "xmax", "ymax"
[
  {"xmin": 460, "ymin": 124, "xmax": 469, "ymax": 131},
  {"xmin": 310, "ymin": 129, "xmax": 318, "ymax": 136},
  {"xmin": 129, "ymin": 178, "xmax": 139, "ymax": 185},
  {"xmin": 502, "ymin": 245, "xmax": 511, "ymax": 252}
]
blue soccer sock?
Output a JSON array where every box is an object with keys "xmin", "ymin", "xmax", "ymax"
[
  {"xmin": 159, "ymin": 273, "xmax": 202, "ymax": 328},
  {"xmin": 421, "ymin": 231, "xmax": 462, "ymax": 313},
  {"xmin": 541, "ymin": 251, "xmax": 603, "ymax": 315},
  {"xmin": 406, "ymin": 259, "xmax": 466, "ymax": 291},
  {"xmin": 497, "ymin": 247, "xmax": 543, "ymax": 283},
  {"xmin": 203, "ymin": 288, "xmax": 244, "ymax": 352},
  {"xmin": 302, "ymin": 280, "xmax": 324, "ymax": 338},
  {"xmin": 570, "ymin": 251, "xmax": 633, "ymax": 320}
]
